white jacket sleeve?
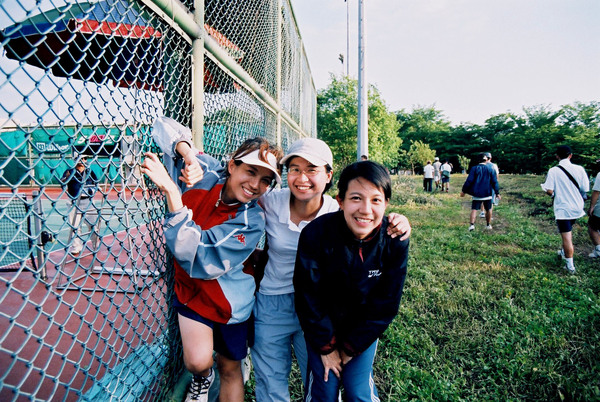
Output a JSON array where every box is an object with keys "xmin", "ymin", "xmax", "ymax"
[{"xmin": 152, "ymin": 116, "xmax": 198, "ymax": 159}]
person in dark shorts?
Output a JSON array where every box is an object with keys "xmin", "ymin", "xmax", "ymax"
[
  {"xmin": 460, "ymin": 153, "xmax": 500, "ymax": 231},
  {"xmin": 587, "ymin": 168, "xmax": 600, "ymax": 258},
  {"xmin": 541, "ymin": 145, "xmax": 589, "ymax": 274},
  {"xmin": 142, "ymin": 116, "xmax": 283, "ymax": 402}
]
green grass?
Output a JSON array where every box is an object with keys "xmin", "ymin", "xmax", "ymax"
[{"xmin": 244, "ymin": 174, "xmax": 600, "ymax": 400}]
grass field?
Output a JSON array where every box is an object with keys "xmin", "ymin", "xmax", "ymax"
[{"xmin": 245, "ymin": 173, "xmax": 600, "ymax": 401}]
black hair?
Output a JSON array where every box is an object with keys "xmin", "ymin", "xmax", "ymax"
[
  {"xmin": 337, "ymin": 161, "xmax": 391, "ymax": 201},
  {"xmin": 556, "ymin": 145, "xmax": 572, "ymax": 160},
  {"xmin": 478, "ymin": 153, "xmax": 488, "ymax": 163}
]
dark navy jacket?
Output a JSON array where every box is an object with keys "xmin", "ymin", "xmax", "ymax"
[
  {"xmin": 462, "ymin": 163, "xmax": 499, "ymax": 198},
  {"xmin": 294, "ymin": 211, "xmax": 409, "ymax": 357},
  {"xmin": 62, "ymin": 168, "xmax": 98, "ymax": 199}
]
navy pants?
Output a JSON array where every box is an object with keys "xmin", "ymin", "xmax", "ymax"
[{"xmin": 304, "ymin": 341, "xmax": 379, "ymax": 401}]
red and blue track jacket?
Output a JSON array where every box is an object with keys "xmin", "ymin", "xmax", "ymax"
[{"xmin": 154, "ymin": 117, "xmax": 265, "ymax": 324}]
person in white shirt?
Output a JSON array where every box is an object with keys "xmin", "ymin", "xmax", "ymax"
[
  {"xmin": 541, "ymin": 145, "xmax": 589, "ymax": 274},
  {"xmin": 423, "ymin": 161, "xmax": 434, "ymax": 192},
  {"xmin": 441, "ymin": 160, "xmax": 452, "ymax": 192},
  {"xmin": 433, "ymin": 157, "xmax": 442, "ymax": 190},
  {"xmin": 587, "ymin": 167, "xmax": 600, "ymax": 258},
  {"xmin": 250, "ymin": 138, "xmax": 411, "ymax": 401}
]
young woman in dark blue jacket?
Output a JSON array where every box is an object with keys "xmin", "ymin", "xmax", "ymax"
[{"xmin": 294, "ymin": 161, "xmax": 409, "ymax": 401}]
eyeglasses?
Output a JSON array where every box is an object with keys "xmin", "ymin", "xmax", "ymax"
[{"xmin": 287, "ymin": 167, "xmax": 325, "ymax": 176}]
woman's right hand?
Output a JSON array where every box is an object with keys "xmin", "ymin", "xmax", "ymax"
[
  {"xmin": 321, "ymin": 351, "xmax": 342, "ymax": 382},
  {"xmin": 177, "ymin": 142, "xmax": 204, "ymax": 187}
]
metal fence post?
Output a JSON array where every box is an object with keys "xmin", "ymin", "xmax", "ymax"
[
  {"xmin": 276, "ymin": 0, "xmax": 283, "ymax": 148},
  {"xmin": 192, "ymin": 0, "xmax": 205, "ymax": 151}
]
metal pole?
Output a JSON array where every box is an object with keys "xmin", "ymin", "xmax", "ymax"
[
  {"xmin": 357, "ymin": 0, "xmax": 368, "ymax": 160},
  {"xmin": 192, "ymin": 0, "xmax": 205, "ymax": 151},
  {"xmin": 144, "ymin": 0, "xmax": 308, "ymax": 139},
  {"xmin": 32, "ymin": 191, "xmax": 46, "ymax": 280},
  {"xmin": 346, "ymin": 0, "xmax": 349, "ymax": 77},
  {"xmin": 276, "ymin": 0, "xmax": 282, "ymax": 148}
]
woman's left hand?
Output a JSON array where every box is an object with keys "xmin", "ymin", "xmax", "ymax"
[
  {"xmin": 141, "ymin": 152, "xmax": 176, "ymax": 192},
  {"xmin": 387, "ymin": 213, "xmax": 411, "ymax": 240}
]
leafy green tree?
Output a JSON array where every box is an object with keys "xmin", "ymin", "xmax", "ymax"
[
  {"xmin": 393, "ymin": 101, "xmax": 599, "ymax": 175},
  {"xmin": 396, "ymin": 106, "xmax": 452, "ymax": 155},
  {"xmin": 407, "ymin": 140, "xmax": 435, "ymax": 174},
  {"xmin": 458, "ymin": 155, "xmax": 470, "ymax": 173},
  {"xmin": 317, "ymin": 75, "xmax": 402, "ymax": 172},
  {"xmin": 558, "ymin": 101, "xmax": 600, "ymax": 169}
]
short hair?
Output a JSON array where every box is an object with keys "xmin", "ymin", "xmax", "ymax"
[
  {"xmin": 478, "ymin": 153, "xmax": 488, "ymax": 163},
  {"xmin": 337, "ymin": 161, "xmax": 392, "ymax": 201},
  {"xmin": 556, "ymin": 145, "xmax": 572, "ymax": 160}
]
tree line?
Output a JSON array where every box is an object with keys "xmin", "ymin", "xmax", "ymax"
[{"xmin": 317, "ymin": 75, "xmax": 600, "ymax": 175}]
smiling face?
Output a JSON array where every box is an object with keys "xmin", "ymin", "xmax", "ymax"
[
  {"xmin": 223, "ymin": 160, "xmax": 275, "ymax": 204},
  {"xmin": 287, "ymin": 156, "xmax": 332, "ymax": 203},
  {"xmin": 337, "ymin": 177, "xmax": 388, "ymax": 239}
]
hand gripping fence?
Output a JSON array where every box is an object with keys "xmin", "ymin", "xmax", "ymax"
[{"xmin": 0, "ymin": 0, "xmax": 316, "ymax": 399}]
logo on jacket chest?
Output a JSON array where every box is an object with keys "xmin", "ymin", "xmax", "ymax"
[
  {"xmin": 368, "ymin": 269, "xmax": 381, "ymax": 278},
  {"xmin": 234, "ymin": 233, "xmax": 246, "ymax": 245}
]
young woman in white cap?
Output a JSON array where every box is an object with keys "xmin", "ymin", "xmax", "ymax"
[
  {"xmin": 250, "ymin": 138, "xmax": 411, "ymax": 401},
  {"xmin": 142, "ymin": 117, "xmax": 283, "ymax": 402}
]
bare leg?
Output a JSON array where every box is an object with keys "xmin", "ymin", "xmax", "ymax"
[
  {"xmin": 178, "ymin": 314, "xmax": 214, "ymax": 376},
  {"xmin": 560, "ymin": 231, "xmax": 574, "ymax": 258},
  {"xmin": 469, "ymin": 210, "xmax": 477, "ymax": 226},
  {"xmin": 589, "ymin": 224, "xmax": 600, "ymax": 246},
  {"xmin": 217, "ymin": 354, "xmax": 244, "ymax": 402}
]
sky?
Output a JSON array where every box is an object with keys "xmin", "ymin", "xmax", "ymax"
[{"xmin": 290, "ymin": 0, "xmax": 600, "ymax": 125}]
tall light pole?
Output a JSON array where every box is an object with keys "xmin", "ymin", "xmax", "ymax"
[
  {"xmin": 346, "ymin": 0, "xmax": 349, "ymax": 77},
  {"xmin": 357, "ymin": 0, "xmax": 368, "ymax": 160}
]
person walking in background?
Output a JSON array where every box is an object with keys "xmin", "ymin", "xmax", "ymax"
[
  {"xmin": 423, "ymin": 160, "xmax": 434, "ymax": 192},
  {"xmin": 251, "ymin": 139, "xmax": 411, "ymax": 402},
  {"xmin": 294, "ymin": 161, "xmax": 409, "ymax": 401},
  {"xmin": 541, "ymin": 145, "xmax": 589, "ymax": 274},
  {"xmin": 433, "ymin": 157, "xmax": 442, "ymax": 190},
  {"xmin": 588, "ymin": 167, "xmax": 600, "ymax": 258},
  {"xmin": 480, "ymin": 152, "xmax": 500, "ymax": 218},
  {"xmin": 460, "ymin": 153, "xmax": 500, "ymax": 231},
  {"xmin": 441, "ymin": 159, "xmax": 452, "ymax": 192},
  {"xmin": 141, "ymin": 116, "xmax": 283, "ymax": 402},
  {"xmin": 61, "ymin": 156, "xmax": 98, "ymax": 256}
]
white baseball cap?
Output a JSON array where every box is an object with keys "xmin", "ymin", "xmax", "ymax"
[
  {"xmin": 236, "ymin": 149, "xmax": 282, "ymax": 184},
  {"xmin": 279, "ymin": 138, "xmax": 333, "ymax": 168}
]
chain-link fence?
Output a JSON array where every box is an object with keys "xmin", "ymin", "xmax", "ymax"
[{"xmin": 0, "ymin": 0, "xmax": 315, "ymax": 399}]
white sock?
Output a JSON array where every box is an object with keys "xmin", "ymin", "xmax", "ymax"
[{"xmin": 565, "ymin": 257, "xmax": 574, "ymax": 268}]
